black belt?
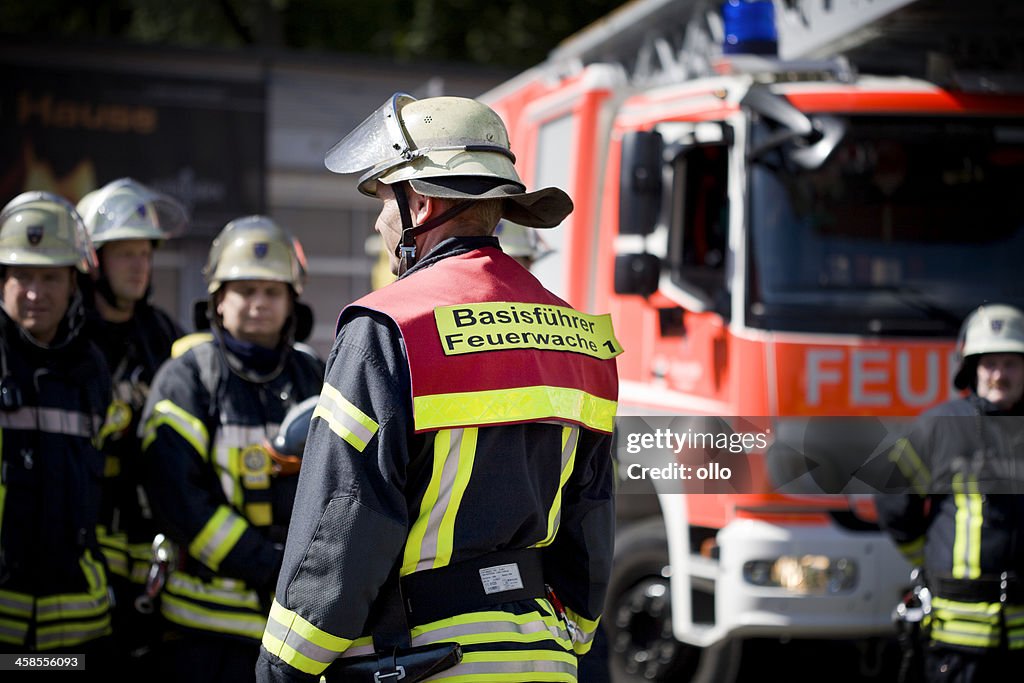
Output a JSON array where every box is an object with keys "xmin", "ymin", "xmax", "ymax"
[
  {"xmin": 400, "ymin": 548, "xmax": 546, "ymax": 625},
  {"xmin": 934, "ymin": 573, "xmax": 1022, "ymax": 603}
]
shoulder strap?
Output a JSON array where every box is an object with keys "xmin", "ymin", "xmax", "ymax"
[{"xmin": 189, "ymin": 340, "xmax": 227, "ymax": 421}]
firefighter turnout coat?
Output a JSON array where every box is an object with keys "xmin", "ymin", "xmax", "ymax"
[
  {"xmin": 0, "ymin": 306, "xmax": 113, "ymax": 651},
  {"xmin": 140, "ymin": 335, "xmax": 323, "ymax": 642},
  {"xmin": 257, "ymin": 237, "xmax": 621, "ymax": 682},
  {"xmin": 877, "ymin": 393, "xmax": 1024, "ymax": 652},
  {"xmin": 89, "ymin": 303, "xmax": 182, "ymax": 587}
]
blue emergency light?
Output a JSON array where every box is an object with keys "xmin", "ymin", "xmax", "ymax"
[{"xmin": 722, "ymin": 0, "xmax": 778, "ymax": 55}]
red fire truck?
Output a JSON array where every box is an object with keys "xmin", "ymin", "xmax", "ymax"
[{"xmin": 483, "ymin": 0, "xmax": 1024, "ymax": 680}]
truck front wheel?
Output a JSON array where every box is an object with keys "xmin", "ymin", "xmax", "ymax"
[{"xmin": 606, "ymin": 519, "xmax": 700, "ymax": 682}]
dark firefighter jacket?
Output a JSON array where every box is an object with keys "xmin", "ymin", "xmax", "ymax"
[
  {"xmin": 257, "ymin": 237, "xmax": 621, "ymax": 682},
  {"xmin": 140, "ymin": 334, "xmax": 323, "ymax": 642},
  {"xmin": 876, "ymin": 393, "xmax": 1024, "ymax": 652},
  {"xmin": 0, "ymin": 303, "xmax": 113, "ymax": 650},
  {"xmin": 87, "ymin": 303, "xmax": 182, "ymax": 587}
]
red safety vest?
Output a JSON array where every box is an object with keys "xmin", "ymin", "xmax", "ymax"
[{"xmin": 345, "ymin": 247, "xmax": 620, "ymax": 435}]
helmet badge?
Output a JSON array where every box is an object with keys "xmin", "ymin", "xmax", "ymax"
[
  {"xmin": 992, "ymin": 319, "xmax": 1004, "ymax": 333},
  {"xmin": 254, "ymin": 242, "xmax": 269, "ymax": 259},
  {"xmin": 27, "ymin": 224, "xmax": 44, "ymax": 246},
  {"xmin": 134, "ymin": 203, "xmax": 147, "ymax": 219}
]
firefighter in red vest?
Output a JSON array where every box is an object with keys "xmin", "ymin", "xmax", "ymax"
[{"xmin": 257, "ymin": 94, "xmax": 621, "ymax": 683}]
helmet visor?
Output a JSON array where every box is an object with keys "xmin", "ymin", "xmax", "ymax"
[
  {"xmin": 86, "ymin": 178, "xmax": 188, "ymax": 242},
  {"xmin": 324, "ymin": 93, "xmax": 417, "ymax": 175}
]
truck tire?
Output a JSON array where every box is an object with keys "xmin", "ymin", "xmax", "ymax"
[{"xmin": 606, "ymin": 518, "xmax": 700, "ymax": 683}]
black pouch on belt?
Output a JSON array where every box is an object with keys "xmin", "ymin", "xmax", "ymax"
[{"xmin": 325, "ymin": 564, "xmax": 462, "ymax": 683}]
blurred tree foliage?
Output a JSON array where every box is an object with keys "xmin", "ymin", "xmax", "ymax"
[{"xmin": 1, "ymin": 0, "xmax": 626, "ymax": 69}]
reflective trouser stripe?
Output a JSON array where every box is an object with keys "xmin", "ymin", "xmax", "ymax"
[
  {"xmin": 534, "ymin": 426, "xmax": 579, "ymax": 548},
  {"xmin": 402, "ymin": 428, "xmax": 477, "ymax": 576},
  {"xmin": 143, "ymin": 399, "xmax": 209, "ymax": 460},
  {"xmin": 930, "ymin": 596, "xmax": 1001, "ymax": 649},
  {"xmin": 952, "ymin": 474, "xmax": 983, "ymax": 579},
  {"xmin": 414, "ymin": 385, "xmax": 617, "ymax": 434},
  {"xmin": 313, "ymin": 384, "xmax": 378, "ymax": 452},
  {"xmin": 427, "ymin": 650, "xmax": 577, "ymax": 681},
  {"xmin": 35, "ymin": 614, "xmax": 112, "ymax": 650},
  {"xmin": 166, "ymin": 572, "xmax": 260, "ymax": 609},
  {"xmin": 189, "ymin": 505, "xmax": 248, "ymax": 571},
  {"xmin": 261, "ymin": 599, "xmax": 350, "ymax": 676},
  {"xmin": 161, "ymin": 593, "xmax": 265, "ymax": 640}
]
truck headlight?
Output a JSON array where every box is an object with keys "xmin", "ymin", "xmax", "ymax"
[{"xmin": 743, "ymin": 556, "xmax": 857, "ymax": 593}]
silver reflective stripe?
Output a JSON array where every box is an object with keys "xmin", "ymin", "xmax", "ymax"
[
  {"xmin": 0, "ymin": 621, "xmax": 27, "ymax": 640},
  {"xmin": 548, "ymin": 426, "xmax": 580, "ymax": 537},
  {"xmin": 36, "ymin": 593, "xmax": 108, "ymax": 622},
  {"xmin": 35, "ymin": 617, "xmax": 111, "ymax": 649},
  {"xmin": 410, "ymin": 616, "xmax": 570, "ymax": 646},
  {"xmin": 265, "ymin": 614, "xmax": 338, "ymax": 667},
  {"xmin": 0, "ymin": 407, "xmax": 99, "ymax": 437},
  {"xmin": 197, "ymin": 514, "xmax": 242, "ymax": 566},
  {"xmin": 316, "ymin": 389, "xmax": 375, "ymax": 447},
  {"xmin": 0, "ymin": 593, "xmax": 32, "ymax": 618},
  {"xmin": 162, "ymin": 595, "xmax": 264, "ymax": 638},
  {"xmin": 166, "ymin": 572, "xmax": 259, "ymax": 608},
  {"xmin": 429, "ymin": 657, "xmax": 577, "ymax": 679},
  {"xmin": 217, "ymin": 423, "xmax": 271, "ymax": 449},
  {"xmin": 415, "ymin": 429, "xmax": 465, "ymax": 573}
]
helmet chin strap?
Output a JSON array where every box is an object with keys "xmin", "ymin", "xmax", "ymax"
[{"xmin": 391, "ymin": 182, "xmax": 475, "ymax": 276}]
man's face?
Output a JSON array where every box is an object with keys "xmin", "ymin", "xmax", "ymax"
[
  {"xmin": 216, "ymin": 279, "xmax": 292, "ymax": 349},
  {"xmin": 100, "ymin": 239, "xmax": 153, "ymax": 305},
  {"xmin": 976, "ymin": 352, "xmax": 1024, "ymax": 410},
  {"xmin": 374, "ymin": 183, "xmax": 404, "ymax": 275},
  {"xmin": 2, "ymin": 266, "xmax": 74, "ymax": 344}
]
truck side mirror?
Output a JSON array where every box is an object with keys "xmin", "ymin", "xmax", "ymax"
[
  {"xmin": 619, "ymin": 130, "xmax": 663, "ymax": 235},
  {"xmin": 614, "ymin": 253, "xmax": 661, "ymax": 296}
]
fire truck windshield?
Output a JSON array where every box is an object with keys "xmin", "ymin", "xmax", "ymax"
[{"xmin": 748, "ymin": 116, "xmax": 1024, "ymax": 335}]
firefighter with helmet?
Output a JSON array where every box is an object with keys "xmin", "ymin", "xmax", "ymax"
[
  {"xmin": 140, "ymin": 217, "xmax": 323, "ymax": 682},
  {"xmin": 257, "ymin": 94, "xmax": 621, "ymax": 682},
  {"xmin": 76, "ymin": 177, "xmax": 187, "ymax": 669},
  {"xmin": 876, "ymin": 303, "xmax": 1024, "ymax": 682},
  {"xmin": 0, "ymin": 192, "xmax": 116, "ymax": 661}
]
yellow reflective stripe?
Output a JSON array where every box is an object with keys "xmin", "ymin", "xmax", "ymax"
[
  {"xmin": 262, "ymin": 599, "xmax": 350, "ymax": 676},
  {"xmin": 161, "ymin": 593, "xmax": 265, "ymax": 639},
  {"xmin": 436, "ymin": 428, "xmax": 476, "ymax": 568},
  {"xmin": 171, "ymin": 332, "xmax": 214, "ymax": 359},
  {"xmin": 407, "ymin": 608, "xmax": 572, "ymax": 650},
  {"xmin": 952, "ymin": 474, "xmax": 983, "ymax": 579},
  {"xmin": 165, "ymin": 572, "xmax": 260, "ymax": 609},
  {"xmin": 0, "ymin": 590, "xmax": 32, "ymax": 619},
  {"xmin": 887, "ymin": 437, "xmax": 930, "ymax": 495},
  {"xmin": 931, "ymin": 628, "xmax": 1000, "ymax": 649},
  {"xmin": 402, "ymin": 428, "xmax": 477, "ymax": 575},
  {"xmin": 564, "ymin": 608, "xmax": 599, "ymax": 655},
  {"xmin": 35, "ymin": 614, "xmax": 111, "ymax": 650},
  {"xmin": 435, "ymin": 648, "xmax": 577, "ymax": 682},
  {"xmin": 931, "ymin": 597, "xmax": 1002, "ymax": 620},
  {"xmin": 79, "ymin": 549, "xmax": 106, "ymax": 594},
  {"xmin": 414, "ymin": 386, "xmax": 616, "ymax": 434},
  {"xmin": 189, "ymin": 505, "xmax": 248, "ymax": 571},
  {"xmin": 144, "ymin": 399, "xmax": 209, "ymax": 460},
  {"xmin": 534, "ymin": 426, "xmax": 579, "ymax": 548},
  {"xmin": 313, "ymin": 384, "xmax": 379, "ymax": 452},
  {"xmin": 36, "ymin": 587, "xmax": 110, "ymax": 622},
  {"xmin": 97, "ymin": 402, "xmax": 122, "ymax": 446},
  {"xmin": 0, "ymin": 617, "xmax": 27, "ymax": 646}
]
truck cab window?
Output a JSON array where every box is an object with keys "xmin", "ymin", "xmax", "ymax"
[{"xmin": 668, "ymin": 143, "xmax": 729, "ymax": 313}]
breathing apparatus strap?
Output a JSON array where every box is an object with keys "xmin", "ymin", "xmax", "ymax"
[{"xmin": 392, "ymin": 181, "xmax": 476, "ymax": 275}]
